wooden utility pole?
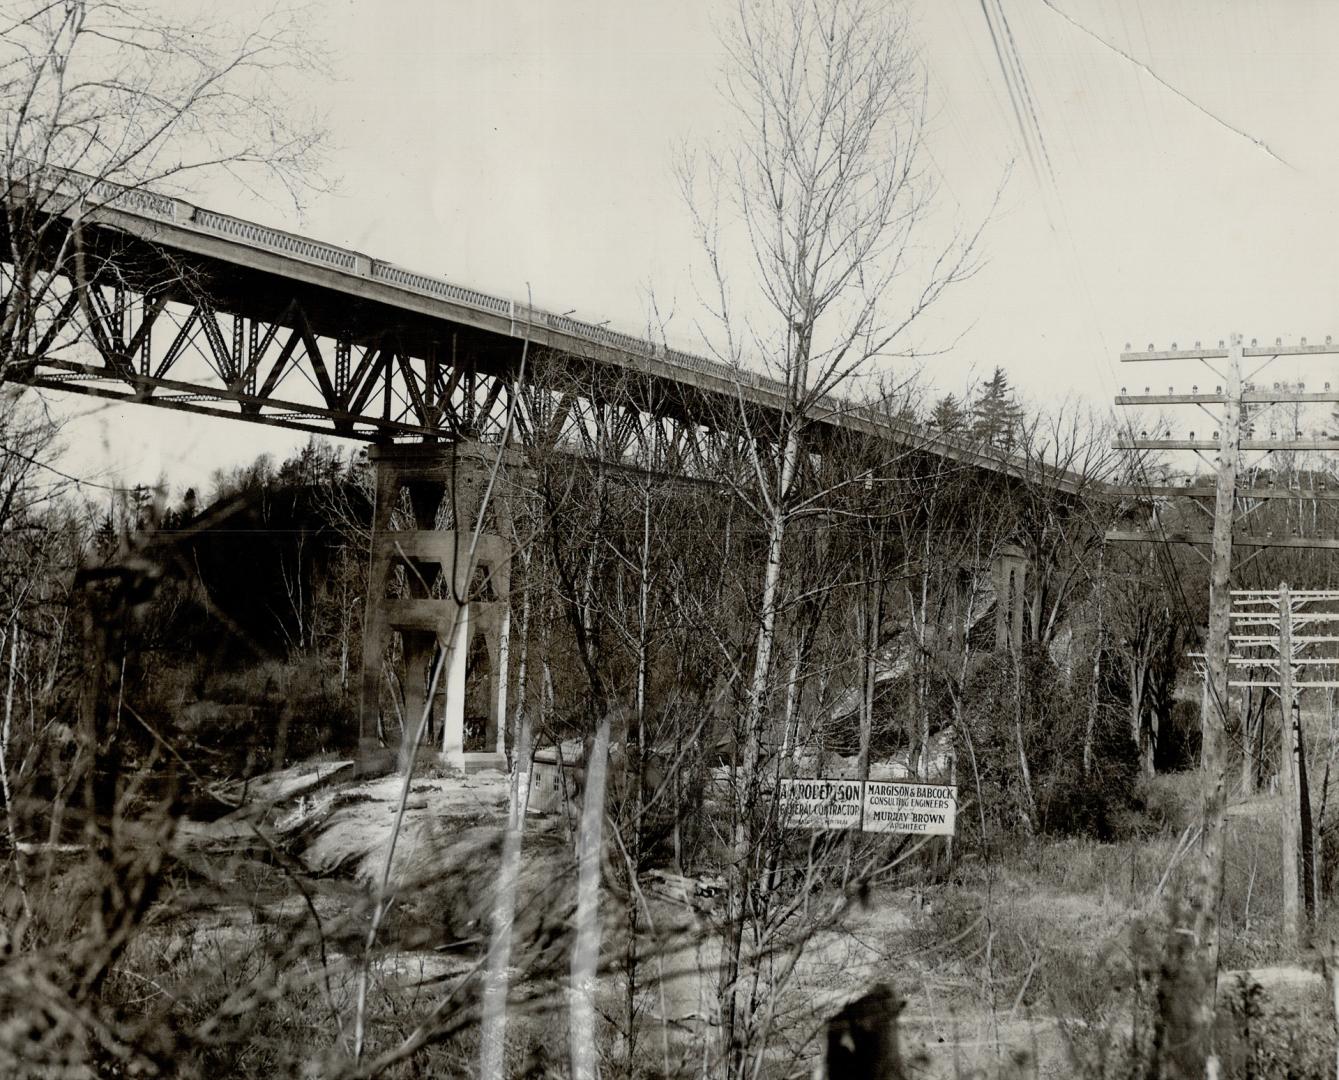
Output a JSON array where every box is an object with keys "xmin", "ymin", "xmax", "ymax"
[
  {"xmin": 1297, "ymin": 715, "xmax": 1316, "ymax": 921},
  {"xmin": 1229, "ymin": 586, "xmax": 1339, "ymax": 937},
  {"xmin": 1278, "ymin": 583, "xmax": 1300, "ymax": 947},
  {"xmin": 1109, "ymin": 332, "xmax": 1339, "ymax": 1073},
  {"xmin": 1164, "ymin": 336, "xmax": 1243, "ymax": 995}
]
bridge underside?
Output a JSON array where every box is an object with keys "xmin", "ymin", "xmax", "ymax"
[{"xmin": 0, "ymin": 190, "xmax": 1054, "ymax": 765}]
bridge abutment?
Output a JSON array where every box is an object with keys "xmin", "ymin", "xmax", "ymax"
[{"xmin": 359, "ymin": 443, "xmax": 511, "ymax": 772}]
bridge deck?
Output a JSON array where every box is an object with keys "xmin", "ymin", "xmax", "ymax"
[{"xmin": 9, "ymin": 173, "xmax": 1086, "ymax": 493}]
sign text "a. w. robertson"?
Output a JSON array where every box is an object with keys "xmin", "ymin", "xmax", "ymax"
[{"xmin": 778, "ymin": 779, "xmax": 957, "ymax": 836}]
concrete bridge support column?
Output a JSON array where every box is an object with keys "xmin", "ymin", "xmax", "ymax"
[
  {"xmin": 359, "ymin": 443, "xmax": 512, "ymax": 772},
  {"xmin": 992, "ymin": 544, "xmax": 1029, "ymax": 654}
]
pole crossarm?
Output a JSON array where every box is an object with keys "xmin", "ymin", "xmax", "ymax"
[
  {"xmin": 1115, "ymin": 438, "xmax": 1339, "ymax": 451},
  {"xmin": 1120, "ymin": 342, "xmax": 1339, "ymax": 362},
  {"xmin": 1234, "ymin": 589, "xmax": 1339, "ymax": 599},
  {"xmin": 1229, "ymin": 681, "xmax": 1339, "ymax": 689},
  {"xmin": 1108, "ymin": 485, "xmax": 1339, "ymax": 500},
  {"xmin": 1118, "ymin": 391, "xmax": 1339, "ymax": 405},
  {"xmin": 1230, "ymin": 635, "xmax": 1339, "ymax": 645},
  {"xmin": 1228, "ymin": 657, "xmax": 1339, "ymax": 666},
  {"xmin": 1105, "ymin": 530, "xmax": 1339, "ymax": 550}
]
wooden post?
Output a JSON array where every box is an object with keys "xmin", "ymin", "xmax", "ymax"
[
  {"xmin": 1197, "ymin": 340, "xmax": 1241, "ymax": 950},
  {"xmin": 1280, "ymin": 584, "xmax": 1300, "ymax": 948},
  {"xmin": 1163, "ymin": 334, "xmax": 1241, "ymax": 1077},
  {"xmin": 1297, "ymin": 700, "xmax": 1316, "ymax": 926}
]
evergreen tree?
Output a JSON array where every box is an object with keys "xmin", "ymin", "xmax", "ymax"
[
  {"xmin": 930, "ymin": 393, "xmax": 966, "ymax": 432},
  {"xmin": 971, "ymin": 366, "xmax": 1022, "ymax": 448}
]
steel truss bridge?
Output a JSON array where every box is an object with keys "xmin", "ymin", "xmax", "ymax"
[{"xmin": 3, "ymin": 175, "xmax": 1080, "ymax": 491}]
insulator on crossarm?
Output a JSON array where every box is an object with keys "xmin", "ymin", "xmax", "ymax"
[
  {"xmin": 1171, "ymin": 342, "xmax": 1178, "ymax": 350},
  {"xmin": 1216, "ymin": 385, "xmax": 1222, "ymax": 393},
  {"xmin": 1251, "ymin": 338, "xmax": 1258, "ymax": 346},
  {"xmin": 1302, "ymin": 337, "xmax": 1308, "ymax": 345},
  {"xmin": 1276, "ymin": 337, "xmax": 1282, "ymax": 346},
  {"xmin": 1124, "ymin": 342, "xmax": 1131, "ymax": 351}
]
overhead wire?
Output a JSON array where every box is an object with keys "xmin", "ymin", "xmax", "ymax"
[
  {"xmin": 0, "ymin": 439, "xmax": 134, "ymax": 493},
  {"xmin": 963, "ymin": 2, "xmax": 1311, "ymax": 762}
]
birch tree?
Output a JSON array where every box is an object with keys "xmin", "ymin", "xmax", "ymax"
[{"xmin": 680, "ymin": 0, "xmax": 984, "ymax": 1069}]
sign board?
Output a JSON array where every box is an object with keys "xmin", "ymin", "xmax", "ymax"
[
  {"xmin": 779, "ymin": 778, "xmax": 957, "ymax": 836},
  {"xmin": 778, "ymin": 778, "xmax": 862, "ymax": 831},
  {"xmin": 863, "ymin": 781, "xmax": 956, "ymax": 835}
]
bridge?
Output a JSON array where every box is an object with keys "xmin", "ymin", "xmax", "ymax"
[
  {"xmin": 6, "ymin": 174, "xmax": 1079, "ymax": 488},
  {"xmin": 5, "ymin": 173, "xmax": 1088, "ymax": 766}
]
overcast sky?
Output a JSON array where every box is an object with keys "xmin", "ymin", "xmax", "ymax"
[{"xmin": 54, "ymin": 0, "xmax": 1339, "ymax": 495}]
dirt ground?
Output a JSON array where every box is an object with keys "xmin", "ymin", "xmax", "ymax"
[{"xmin": 169, "ymin": 761, "xmax": 1335, "ymax": 1078}]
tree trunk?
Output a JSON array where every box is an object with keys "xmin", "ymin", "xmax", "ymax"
[
  {"xmin": 569, "ymin": 712, "xmax": 612, "ymax": 1080},
  {"xmin": 1084, "ymin": 553, "xmax": 1105, "ymax": 777},
  {"xmin": 478, "ymin": 692, "xmax": 532, "ymax": 1080},
  {"xmin": 1012, "ymin": 653, "xmax": 1037, "ymax": 831},
  {"xmin": 721, "ymin": 425, "xmax": 799, "ymax": 1070},
  {"xmin": 856, "ymin": 550, "xmax": 882, "ymax": 785}
]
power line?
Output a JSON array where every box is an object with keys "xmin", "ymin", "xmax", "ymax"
[{"xmin": 0, "ymin": 440, "xmax": 133, "ymax": 493}]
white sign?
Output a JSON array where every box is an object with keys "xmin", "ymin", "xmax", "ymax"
[
  {"xmin": 778, "ymin": 779, "xmax": 958, "ymax": 835},
  {"xmin": 863, "ymin": 781, "xmax": 957, "ymax": 836},
  {"xmin": 778, "ymin": 778, "xmax": 862, "ymax": 831}
]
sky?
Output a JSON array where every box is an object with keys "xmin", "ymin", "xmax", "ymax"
[{"xmin": 50, "ymin": 0, "xmax": 1339, "ymax": 496}]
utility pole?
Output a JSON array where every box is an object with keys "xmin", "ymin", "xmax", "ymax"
[
  {"xmin": 1228, "ymin": 586, "xmax": 1339, "ymax": 940},
  {"xmin": 1109, "ymin": 332, "xmax": 1339, "ymax": 1073},
  {"xmin": 1278, "ymin": 583, "xmax": 1299, "ymax": 947}
]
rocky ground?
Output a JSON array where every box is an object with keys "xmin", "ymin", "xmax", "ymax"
[{"xmin": 161, "ymin": 760, "xmax": 1337, "ymax": 1077}]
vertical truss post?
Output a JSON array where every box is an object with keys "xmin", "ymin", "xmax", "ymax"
[
  {"xmin": 111, "ymin": 284, "xmax": 125, "ymax": 345},
  {"xmin": 246, "ymin": 321, "xmax": 258, "ymax": 395},
  {"xmin": 336, "ymin": 337, "xmax": 351, "ymax": 399},
  {"xmin": 232, "ymin": 315, "xmax": 244, "ymax": 386},
  {"xmin": 139, "ymin": 297, "xmax": 152, "ymax": 376}
]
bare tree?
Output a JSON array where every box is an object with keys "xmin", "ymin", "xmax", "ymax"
[
  {"xmin": 679, "ymin": 0, "xmax": 985, "ymax": 1069},
  {"xmin": 1106, "ymin": 548, "xmax": 1184, "ymax": 776},
  {"xmin": 0, "ymin": 0, "xmax": 327, "ymax": 382}
]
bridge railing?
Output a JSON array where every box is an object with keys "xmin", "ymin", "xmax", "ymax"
[
  {"xmin": 370, "ymin": 261, "xmax": 512, "ymax": 315},
  {"xmin": 193, "ymin": 208, "xmax": 360, "ymax": 272}
]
